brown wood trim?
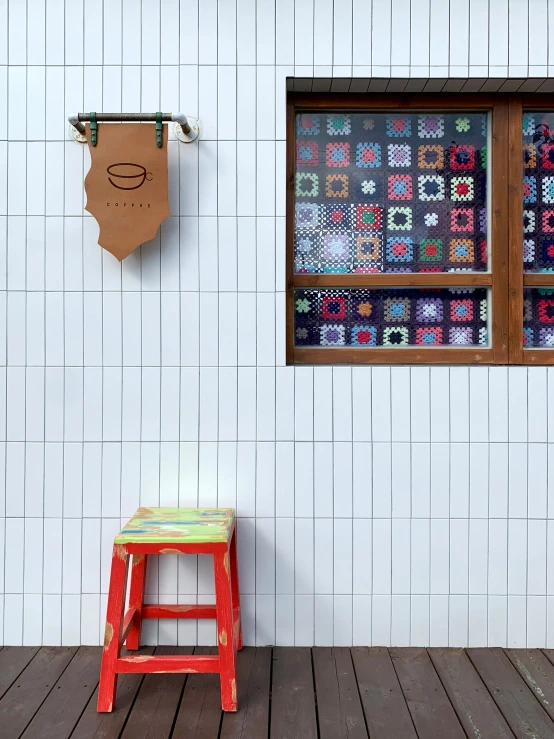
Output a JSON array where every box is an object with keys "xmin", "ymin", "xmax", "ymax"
[
  {"xmin": 523, "ymin": 350, "xmax": 554, "ymax": 363},
  {"xmin": 286, "ymin": 97, "xmax": 295, "ymax": 365},
  {"xmin": 508, "ymin": 96, "xmax": 524, "ymax": 363},
  {"xmin": 490, "ymin": 98, "xmax": 510, "ymax": 363},
  {"xmin": 294, "ymin": 347, "xmax": 495, "ymax": 365},
  {"xmin": 294, "ymin": 273, "xmax": 493, "ymax": 287},
  {"xmin": 291, "ymin": 92, "xmax": 504, "ymax": 110},
  {"xmin": 523, "ymin": 274, "xmax": 554, "ymax": 286}
]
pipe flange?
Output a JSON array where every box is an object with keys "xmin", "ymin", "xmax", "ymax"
[
  {"xmin": 69, "ymin": 124, "xmax": 87, "ymax": 144},
  {"xmin": 174, "ymin": 116, "xmax": 200, "ymax": 143}
]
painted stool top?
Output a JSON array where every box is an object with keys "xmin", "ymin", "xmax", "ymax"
[{"xmin": 115, "ymin": 507, "xmax": 235, "ymax": 544}]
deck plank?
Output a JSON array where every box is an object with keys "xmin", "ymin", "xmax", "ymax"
[
  {"xmin": 313, "ymin": 647, "xmax": 368, "ymax": 739},
  {"xmin": 270, "ymin": 647, "xmax": 318, "ymax": 739},
  {"xmin": 468, "ymin": 647, "xmax": 554, "ymax": 739},
  {"xmin": 171, "ymin": 647, "xmax": 222, "ymax": 739},
  {"xmin": 0, "ymin": 648, "xmax": 40, "ymax": 701},
  {"xmin": 390, "ymin": 647, "xmax": 466, "ymax": 738},
  {"xmin": 20, "ymin": 647, "xmax": 102, "ymax": 739},
  {"xmin": 0, "ymin": 647, "xmax": 78, "ymax": 739},
  {"xmin": 70, "ymin": 648, "xmax": 155, "ymax": 739},
  {"xmin": 429, "ymin": 648, "xmax": 514, "ymax": 739},
  {"xmin": 219, "ymin": 648, "xmax": 271, "ymax": 739},
  {"xmin": 351, "ymin": 647, "xmax": 417, "ymax": 739},
  {"xmin": 119, "ymin": 646, "xmax": 192, "ymax": 739},
  {"xmin": 504, "ymin": 649, "xmax": 554, "ymax": 723}
]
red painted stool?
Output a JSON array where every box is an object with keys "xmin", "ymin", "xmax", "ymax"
[{"xmin": 97, "ymin": 507, "xmax": 242, "ymax": 712}]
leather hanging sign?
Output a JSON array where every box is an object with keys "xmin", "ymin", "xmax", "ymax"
[{"xmin": 84, "ymin": 122, "xmax": 170, "ymax": 260}]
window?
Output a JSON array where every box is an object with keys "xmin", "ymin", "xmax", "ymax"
[{"xmin": 287, "ymin": 93, "xmax": 533, "ymax": 364}]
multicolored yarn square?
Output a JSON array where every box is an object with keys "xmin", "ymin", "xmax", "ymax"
[
  {"xmin": 419, "ymin": 238, "xmax": 442, "ymax": 261},
  {"xmin": 388, "ymin": 174, "xmax": 413, "ymax": 200},
  {"xmin": 416, "ymin": 327, "xmax": 443, "ymax": 345},
  {"xmin": 449, "ymin": 239, "xmax": 475, "ymax": 263},
  {"xmin": 541, "ymin": 238, "xmax": 554, "ymax": 263},
  {"xmin": 296, "ymin": 172, "xmax": 319, "ymax": 197},
  {"xmin": 324, "ymin": 204, "xmax": 352, "ymax": 229},
  {"xmin": 450, "ymin": 299, "xmax": 473, "ymax": 321},
  {"xmin": 384, "ymin": 297, "xmax": 411, "ymax": 321},
  {"xmin": 417, "ymin": 145, "xmax": 444, "ymax": 169},
  {"xmin": 326, "ymin": 142, "xmax": 350, "ymax": 167},
  {"xmin": 296, "ymin": 114, "xmax": 320, "ymax": 136},
  {"xmin": 450, "ymin": 208, "xmax": 474, "ymax": 232},
  {"xmin": 387, "ymin": 144, "xmax": 411, "ymax": 167},
  {"xmin": 542, "ymin": 209, "xmax": 554, "ymax": 233},
  {"xmin": 523, "ymin": 239, "xmax": 535, "ymax": 263},
  {"xmin": 351, "ymin": 325, "xmax": 377, "ymax": 345},
  {"xmin": 524, "ymin": 144, "xmax": 537, "ymax": 168},
  {"xmin": 542, "ymin": 144, "xmax": 554, "ymax": 169},
  {"xmin": 356, "ymin": 143, "xmax": 382, "ymax": 168},
  {"xmin": 523, "ymin": 327, "xmax": 534, "ymax": 346},
  {"xmin": 383, "ymin": 327, "xmax": 409, "ymax": 345},
  {"xmin": 538, "ymin": 298, "xmax": 554, "ymax": 322},
  {"xmin": 449, "ymin": 327, "xmax": 473, "ymax": 345},
  {"xmin": 327, "ymin": 115, "xmax": 351, "ymax": 135},
  {"xmin": 418, "ymin": 115, "xmax": 444, "ymax": 139},
  {"xmin": 322, "ymin": 294, "xmax": 347, "ymax": 320},
  {"xmin": 416, "ymin": 297, "xmax": 443, "ymax": 322},
  {"xmin": 449, "ymin": 144, "xmax": 476, "ymax": 170},
  {"xmin": 355, "ymin": 204, "xmax": 382, "ymax": 230},
  {"xmin": 320, "ymin": 324, "xmax": 346, "ymax": 345},
  {"xmin": 524, "ymin": 210, "xmax": 536, "ymax": 233},
  {"xmin": 386, "ymin": 117, "xmax": 412, "ymax": 137},
  {"xmin": 352, "ymin": 172, "xmax": 383, "ymax": 200},
  {"xmin": 539, "ymin": 327, "xmax": 554, "ymax": 347},
  {"xmin": 386, "ymin": 236, "xmax": 413, "ymax": 263},
  {"xmin": 523, "ymin": 176, "xmax": 538, "ymax": 204},
  {"xmin": 542, "ymin": 177, "xmax": 554, "ymax": 204},
  {"xmin": 418, "ymin": 175, "xmax": 445, "ymax": 201},
  {"xmin": 523, "ymin": 114, "xmax": 535, "ymax": 137},
  {"xmin": 451, "ymin": 177, "xmax": 474, "ymax": 201},
  {"xmin": 387, "ymin": 206, "xmax": 412, "ymax": 230},
  {"xmin": 325, "ymin": 174, "xmax": 349, "ymax": 198},
  {"xmin": 322, "ymin": 232, "xmax": 350, "ymax": 263},
  {"xmin": 295, "ymin": 203, "xmax": 320, "ymax": 229},
  {"xmin": 355, "ymin": 235, "xmax": 381, "ymax": 262},
  {"xmin": 296, "ymin": 140, "xmax": 319, "ymax": 166}
]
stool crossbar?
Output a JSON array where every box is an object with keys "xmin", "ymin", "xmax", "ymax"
[{"xmin": 97, "ymin": 507, "xmax": 241, "ymax": 712}]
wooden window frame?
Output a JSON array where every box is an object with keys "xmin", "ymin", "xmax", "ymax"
[{"xmin": 286, "ymin": 92, "xmax": 512, "ymax": 365}]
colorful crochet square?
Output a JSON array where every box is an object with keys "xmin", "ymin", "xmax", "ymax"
[
  {"xmin": 523, "ymin": 239, "xmax": 535, "ymax": 263},
  {"xmin": 325, "ymin": 174, "xmax": 348, "ymax": 198},
  {"xmin": 539, "ymin": 327, "xmax": 554, "ymax": 347},
  {"xmin": 387, "ymin": 207, "xmax": 412, "ymax": 230},
  {"xmin": 320, "ymin": 324, "xmax": 346, "ymax": 345},
  {"xmin": 294, "ymin": 288, "xmax": 488, "ymax": 348},
  {"xmin": 355, "ymin": 204, "xmax": 382, "ymax": 230},
  {"xmin": 451, "ymin": 177, "xmax": 474, "ymax": 201},
  {"xmin": 523, "ymin": 327, "xmax": 534, "ymax": 347},
  {"xmin": 538, "ymin": 298, "xmax": 554, "ymax": 322},
  {"xmin": 524, "ymin": 144, "xmax": 537, "ymax": 168},
  {"xmin": 416, "ymin": 327, "xmax": 443, "ymax": 345},
  {"xmin": 417, "ymin": 145, "xmax": 444, "ymax": 169},
  {"xmin": 388, "ymin": 174, "xmax": 413, "ymax": 200},
  {"xmin": 296, "ymin": 140, "xmax": 319, "ymax": 166},
  {"xmin": 356, "ymin": 143, "xmax": 382, "ymax": 168},
  {"xmin": 296, "ymin": 114, "xmax": 320, "ymax": 136},
  {"xmin": 356, "ymin": 235, "xmax": 381, "ymax": 262},
  {"xmin": 294, "ymin": 111, "xmax": 488, "ymax": 275},
  {"xmin": 386, "ymin": 117, "xmax": 412, "ymax": 137},
  {"xmin": 542, "ymin": 209, "xmax": 554, "ymax": 233},
  {"xmin": 523, "ymin": 176, "xmax": 538, "ymax": 204},
  {"xmin": 523, "ymin": 114, "xmax": 535, "ymax": 136},
  {"xmin": 324, "ymin": 204, "xmax": 352, "ymax": 229},
  {"xmin": 542, "ymin": 177, "xmax": 554, "ymax": 204},
  {"xmin": 418, "ymin": 175, "xmax": 445, "ymax": 201},
  {"xmin": 351, "ymin": 325, "xmax": 377, "ymax": 345},
  {"xmin": 322, "ymin": 295, "xmax": 347, "ymax": 320},
  {"xmin": 543, "ymin": 143, "xmax": 554, "ymax": 169},
  {"xmin": 296, "ymin": 172, "xmax": 319, "ymax": 197},
  {"xmin": 524, "ymin": 210, "xmax": 536, "ymax": 233},
  {"xmin": 295, "ymin": 203, "xmax": 320, "ymax": 229},
  {"xmin": 386, "ymin": 236, "xmax": 413, "ymax": 263},
  {"xmin": 387, "ymin": 144, "xmax": 411, "ymax": 168},
  {"xmin": 326, "ymin": 142, "xmax": 350, "ymax": 167},
  {"xmin": 449, "ymin": 239, "xmax": 475, "ymax": 263},
  {"xmin": 450, "ymin": 208, "xmax": 474, "ymax": 232},
  {"xmin": 449, "ymin": 145, "xmax": 476, "ymax": 170},
  {"xmin": 450, "ymin": 299, "xmax": 474, "ymax": 321},
  {"xmin": 384, "ymin": 297, "xmax": 411, "ymax": 321},
  {"xmin": 323, "ymin": 233, "xmax": 350, "ymax": 262},
  {"xmin": 327, "ymin": 115, "xmax": 351, "ymax": 135},
  {"xmin": 419, "ymin": 239, "xmax": 442, "ymax": 261},
  {"xmin": 418, "ymin": 115, "xmax": 444, "ymax": 139},
  {"xmin": 383, "ymin": 327, "xmax": 409, "ymax": 345}
]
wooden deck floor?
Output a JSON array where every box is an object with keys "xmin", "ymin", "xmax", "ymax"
[{"xmin": 3, "ymin": 646, "xmax": 554, "ymax": 738}]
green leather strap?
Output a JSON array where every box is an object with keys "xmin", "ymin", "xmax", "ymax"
[
  {"xmin": 155, "ymin": 111, "xmax": 163, "ymax": 148},
  {"xmin": 89, "ymin": 111, "xmax": 97, "ymax": 146}
]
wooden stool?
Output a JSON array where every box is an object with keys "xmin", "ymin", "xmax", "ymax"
[{"xmin": 97, "ymin": 507, "xmax": 242, "ymax": 713}]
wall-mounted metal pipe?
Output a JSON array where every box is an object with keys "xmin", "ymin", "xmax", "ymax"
[{"xmin": 68, "ymin": 112, "xmax": 200, "ymax": 143}]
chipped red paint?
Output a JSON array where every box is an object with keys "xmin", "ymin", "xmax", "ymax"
[{"xmin": 97, "ymin": 508, "xmax": 241, "ymax": 713}]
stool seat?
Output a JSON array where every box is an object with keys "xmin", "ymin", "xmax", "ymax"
[
  {"xmin": 115, "ymin": 506, "xmax": 235, "ymax": 544},
  {"xmin": 97, "ymin": 506, "xmax": 242, "ymax": 714}
]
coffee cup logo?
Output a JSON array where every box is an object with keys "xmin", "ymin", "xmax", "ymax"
[{"xmin": 107, "ymin": 162, "xmax": 153, "ymax": 190}]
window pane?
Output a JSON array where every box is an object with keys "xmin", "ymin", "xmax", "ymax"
[
  {"xmin": 522, "ymin": 112, "xmax": 554, "ymax": 272},
  {"xmin": 294, "ymin": 287, "xmax": 489, "ymax": 347},
  {"xmin": 294, "ymin": 112, "xmax": 489, "ymax": 274},
  {"xmin": 523, "ymin": 287, "xmax": 554, "ymax": 347}
]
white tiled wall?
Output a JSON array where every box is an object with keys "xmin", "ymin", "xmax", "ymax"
[{"xmin": 2, "ymin": 0, "xmax": 554, "ymax": 648}]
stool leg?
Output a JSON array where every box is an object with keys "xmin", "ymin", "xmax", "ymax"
[
  {"xmin": 230, "ymin": 529, "xmax": 243, "ymax": 651},
  {"xmin": 98, "ymin": 544, "xmax": 129, "ymax": 712},
  {"xmin": 214, "ymin": 549, "xmax": 238, "ymax": 712},
  {"xmin": 125, "ymin": 553, "xmax": 146, "ymax": 650}
]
